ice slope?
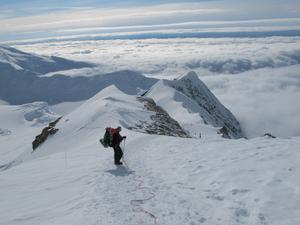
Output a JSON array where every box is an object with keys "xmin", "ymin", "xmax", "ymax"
[
  {"xmin": 147, "ymin": 71, "xmax": 244, "ymax": 139},
  {"xmin": 1, "ymin": 86, "xmax": 300, "ymax": 225}
]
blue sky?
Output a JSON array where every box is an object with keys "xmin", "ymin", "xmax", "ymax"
[{"xmin": 0, "ymin": 0, "xmax": 300, "ymax": 42}]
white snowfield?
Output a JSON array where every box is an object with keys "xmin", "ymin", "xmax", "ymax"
[{"xmin": 1, "ymin": 85, "xmax": 300, "ymax": 225}]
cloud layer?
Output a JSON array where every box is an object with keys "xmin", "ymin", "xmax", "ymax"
[
  {"xmin": 203, "ymin": 65, "xmax": 300, "ymax": 138},
  {"xmin": 15, "ymin": 36, "xmax": 300, "ymax": 75}
]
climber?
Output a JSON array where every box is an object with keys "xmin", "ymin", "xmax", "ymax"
[
  {"xmin": 112, "ymin": 126, "xmax": 126, "ymax": 165},
  {"xmin": 100, "ymin": 126, "xmax": 126, "ymax": 165}
]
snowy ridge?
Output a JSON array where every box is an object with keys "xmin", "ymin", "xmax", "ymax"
[
  {"xmin": 1, "ymin": 86, "xmax": 188, "ymax": 168},
  {"xmin": 147, "ymin": 71, "xmax": 244, "ymax": 139},
  {"xmin": 39, "ymin": 85, "xmax": 189, "ymax": 153}
]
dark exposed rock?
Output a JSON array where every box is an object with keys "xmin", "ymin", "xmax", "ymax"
[
  {"xmin": 127, "ymin": 97, "xmax": 190, "ymax": 138},
  {"xmin": 218, "ymin": 126, "xmax": 230, "ymax": 139},
  {"xmin": 32, "ymin": 117, "xmax": 62, "ymax": 151},
  {"xmin": 0, "ymin": 128, "xmax": 12, "ymax": 136},
  {"xmin": 264, "ymin": 133, "xmax": 276, "ymax": 138}
]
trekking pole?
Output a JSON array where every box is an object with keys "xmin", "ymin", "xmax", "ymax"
[
  {"xmin": 122, "ymin": 139, "xmax": 126, "ymax": 162},
  {"xmin": 123, "ymin": 139, "xmax": 126, "ymax": 152},
  {"xmin": 122, "ymin": 139, "xmax": 130, "ymax": 170}
]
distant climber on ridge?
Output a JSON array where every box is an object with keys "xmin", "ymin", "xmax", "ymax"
[{"xmin": 100, "ymin": 126, "xmax": 126, "ymax": 165}]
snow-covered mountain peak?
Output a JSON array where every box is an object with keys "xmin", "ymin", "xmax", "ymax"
[
  {"xmin": 174, "ymin": 71, "xmax": 215, "ymax": 97},
  {"xmin": 147, "ymin": 71, "xmax": 245, "ymax": 139},
  {"xmin": 177, "ymin": 71, "xmax": 209, "ymax": 90},
  {"xmin": 179, "ymin": 70, "xmax": 198, "ymax": 80},
  {"xmin": 83, "ymin": 85, "xmax": 126, "ymax": 104}
]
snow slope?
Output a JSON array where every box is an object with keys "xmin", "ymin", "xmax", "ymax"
[
  {"xmin": 0, "ymin": 102, "xmax": 59, "ymax": 166},
  {"xmin": 147, "ymin": 71, "xmax": 244, "ymax": 139},
  {"xmin": 1, "ymin": 86, "xmax": 300, "ymax": 225}
]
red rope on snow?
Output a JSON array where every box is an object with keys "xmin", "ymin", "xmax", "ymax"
[
  {"xmin": 130, "ymin": 176, "xmax": 158, "ymax": 225},
  {"xmin": 122, "ymin": 141, "xmax": 158, "ymax": 225}
]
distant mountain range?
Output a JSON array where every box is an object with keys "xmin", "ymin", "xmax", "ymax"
[{"xmin": 0, "ymin": 45, "xmax": 157, "ymax": 104}]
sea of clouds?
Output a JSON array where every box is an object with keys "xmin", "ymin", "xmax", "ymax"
[
  {"xmin": 14, "ymin": 36, "xmax": 300, "ymax": 138},
  {"xmin": 204, "ymin": 65, "xmax": 300, "ymax": 138}
]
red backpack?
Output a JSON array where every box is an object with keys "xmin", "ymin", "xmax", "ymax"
[{"xmin": 100, "ymin": 127, "xmax": 118, "ymax": 147}]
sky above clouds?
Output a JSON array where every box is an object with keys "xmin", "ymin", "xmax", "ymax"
[{"xmin": 0, "ymin": 0, "xmax": 300, "ymax": 42}]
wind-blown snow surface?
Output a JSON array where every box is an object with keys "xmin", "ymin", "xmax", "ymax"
[{"xmin": 1, "ymin": 87, "xmax": 300, "ymax": 225}]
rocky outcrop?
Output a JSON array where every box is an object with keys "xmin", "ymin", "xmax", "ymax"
[
  {"xmin": 128, "ymin": 97, "xmax": 190, "ymax": 138},
  {"xmin": 32, "ymin": 117, "xmax": 62, "ymax": 151},
  {"xmin": 0, "ymin": 128, "xmax": 11, "ymax": 136},
  {"xmin": 264, "ymin": 133, "xmax": 276, "ymax": 138},
  {"xmin": 218, "ymin": 126, "xmax": 230, "ymax": 138}
]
